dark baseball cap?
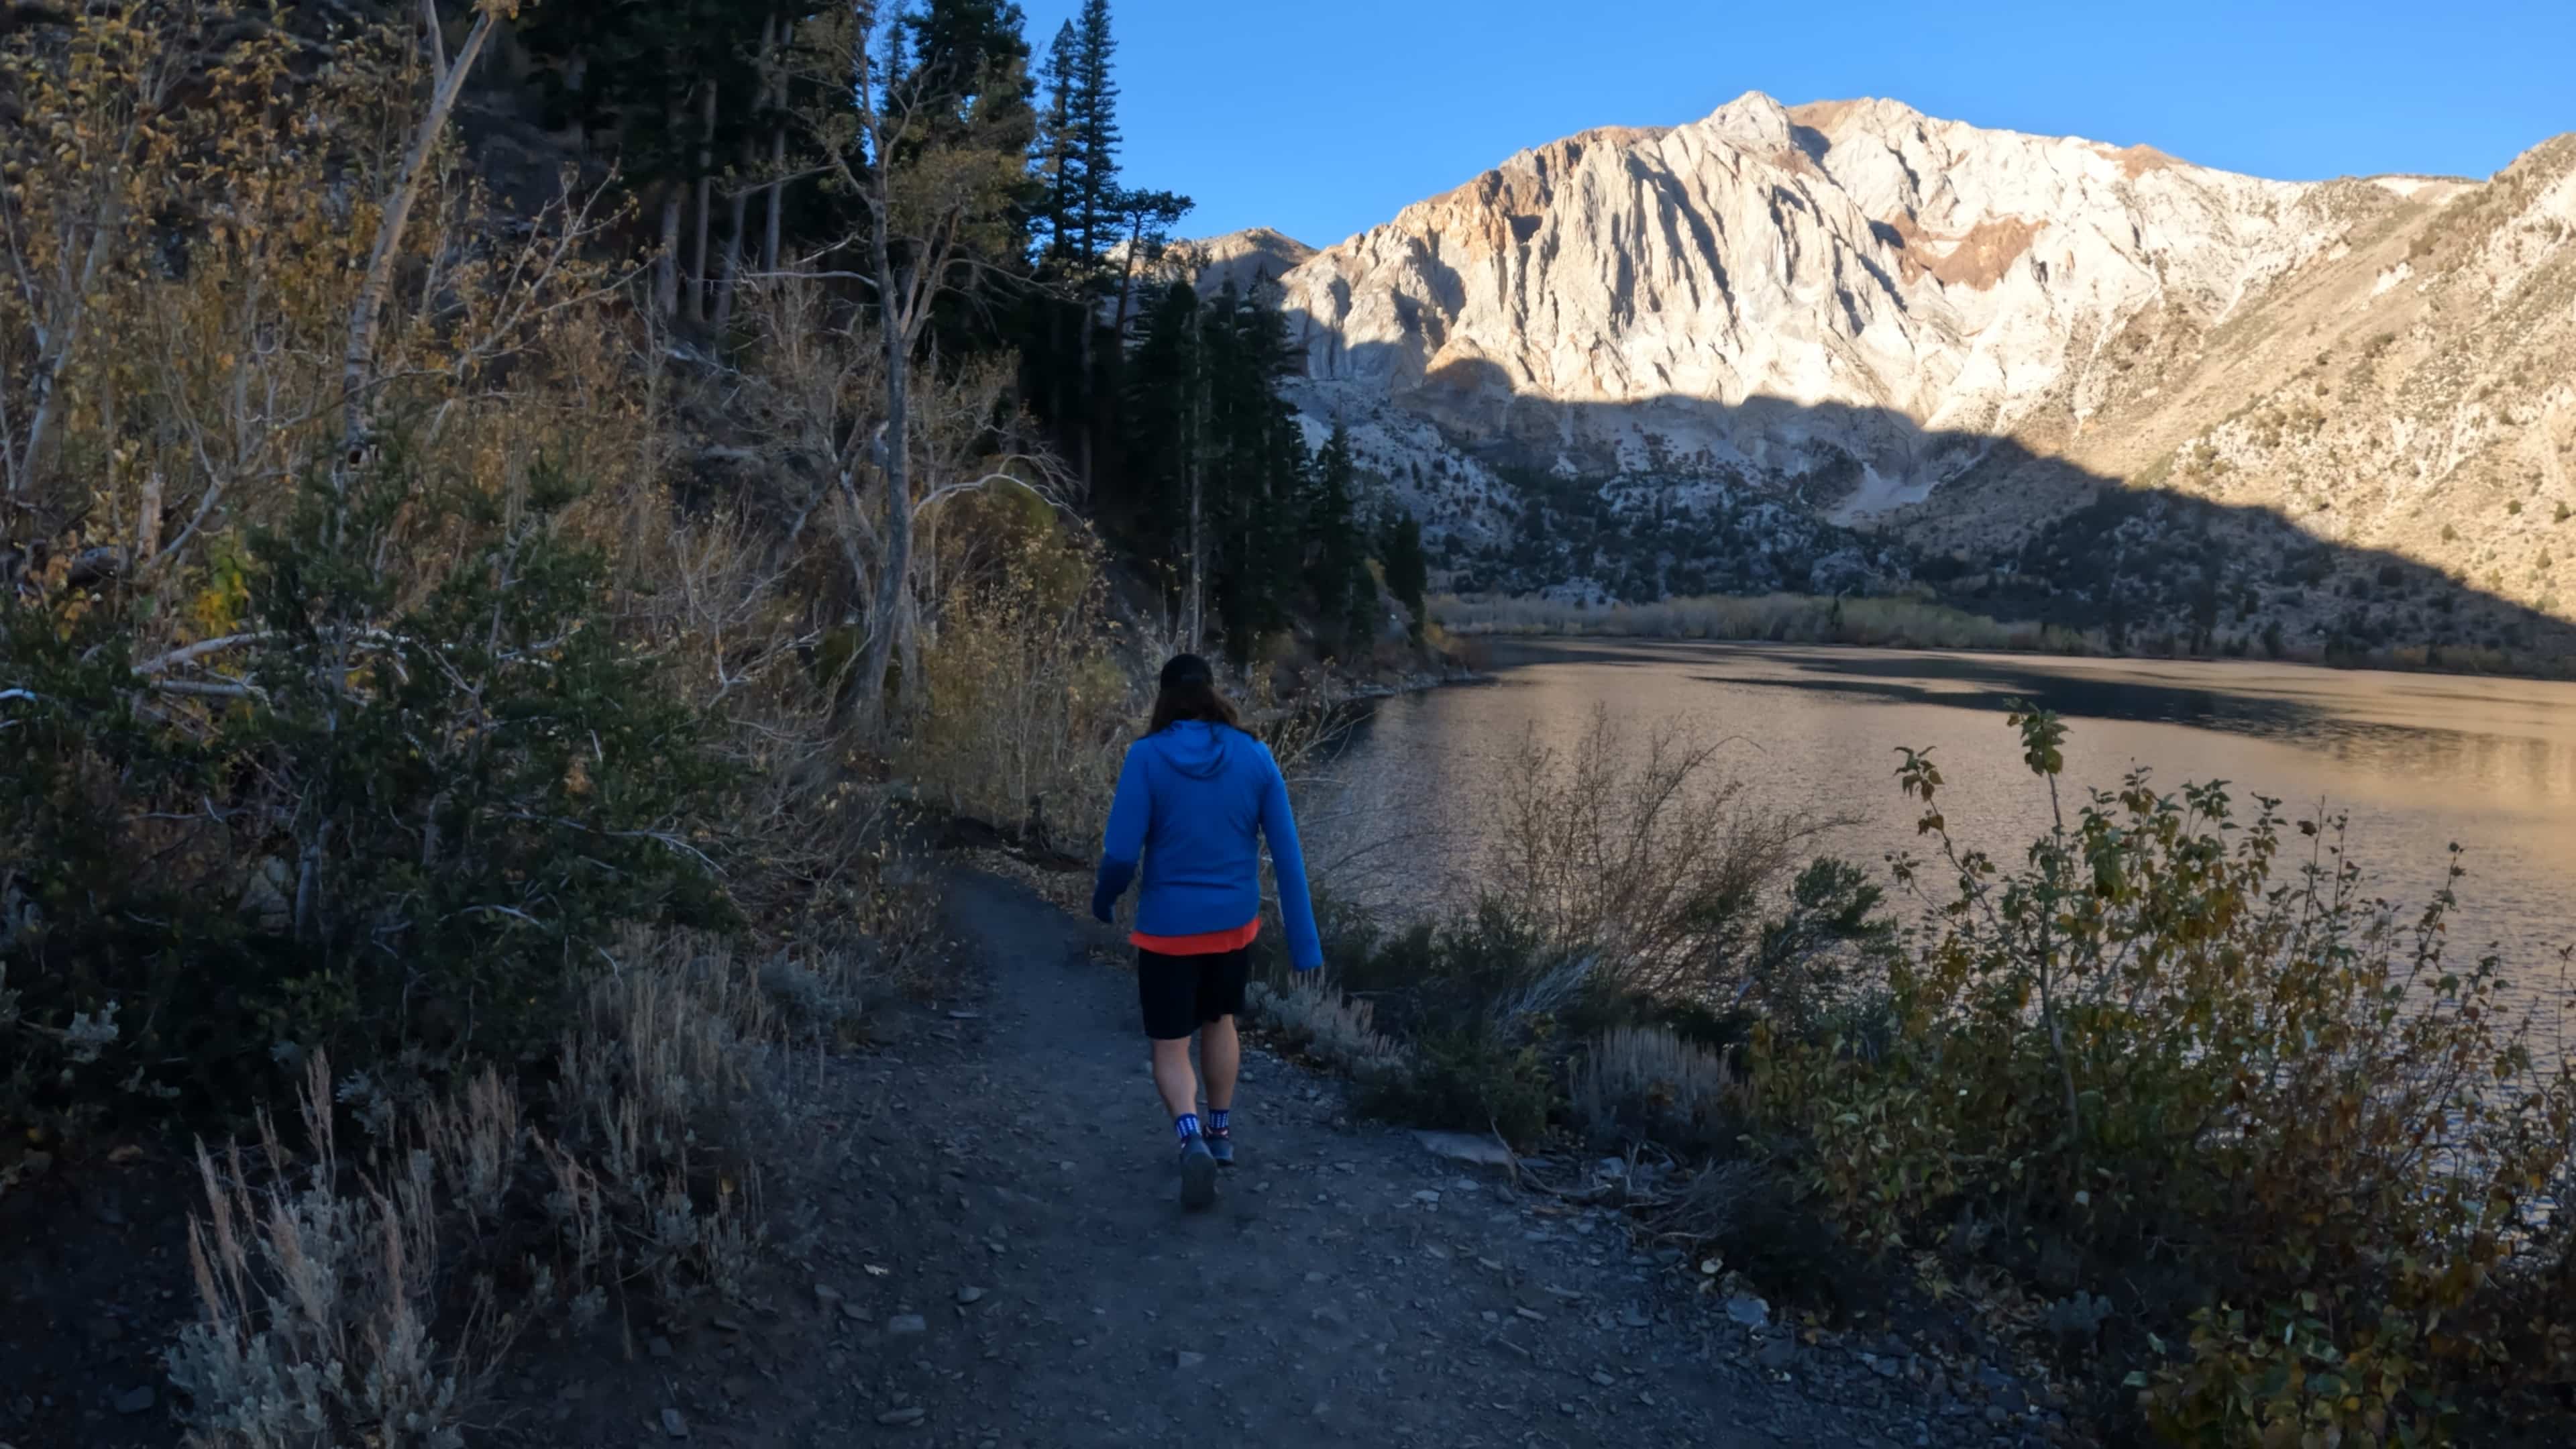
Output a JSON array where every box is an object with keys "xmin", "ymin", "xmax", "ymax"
[{"xmin": 1159, "ymin": 653, "xmax": 1214, "ymax": 688}]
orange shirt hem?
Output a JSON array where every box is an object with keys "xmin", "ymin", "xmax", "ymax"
[{"xmin": 1131, "ymin": 918, "xmax": 1260, "ymax": 955}]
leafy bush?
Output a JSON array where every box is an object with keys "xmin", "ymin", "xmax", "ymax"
[
  {"xmin": 1330, "ymin": 898, "xmax": 1580, "ymax": 1042},
  {"xmin": 1633, "ymin": 1157, "xmax": 1866, "ymax": 1312},
  {"xmin": 1358, "ymin": 1026, "xmax": 1558, "ymax": 1145},
  {"xmin": 3, "ymin": 451, "xmax": 732, "ymax": 1144},
  {"xmin": 898, "ymin": 508, "xmax": 1138, "ymax": 853},
  {"xmin": 2142, "ymin": 1300, "xmax": 2444, "ymax": 1447},
  {"xmin": 1754, "ymin": 705, "xmax": 2576, "ymax": 1439}
]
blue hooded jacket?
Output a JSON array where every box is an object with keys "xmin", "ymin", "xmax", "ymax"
[{"xmin": 1091, "ymin": 720, "xmax": 1323, "ymax": 971}]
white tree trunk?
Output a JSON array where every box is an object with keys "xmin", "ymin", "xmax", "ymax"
[
  {"xmin": 342, "ymin": 7, "xmax": 499, "ymax": 453},
  {"xmin": 761, "ymin": 15, "xmax": 786, "ymax": 274},
  {"xmin": 655, "ymin": 185, "xmax": 682, "ymax": 318},
  {"xmin": 764, "ymin": 127, "xmax": 786, "ymax": 273},
  {"xmin": 712, "ymin": 147, "xmax": 751, "ymax": 333},
  {"xmin": 686, "ymin": 83, "xmax": 716, "ymax": 325}
]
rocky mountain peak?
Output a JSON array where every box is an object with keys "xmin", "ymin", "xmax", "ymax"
[
  {"xmin": 1693, "ymin": 90, "xmax": 1801, "ymax": 153},
  {"xmin": 1196, "ymin": 100, "xmax": 2576, "ymax": 647}
]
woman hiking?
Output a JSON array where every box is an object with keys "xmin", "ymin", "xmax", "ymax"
[{"xmin": 1092, "ymin": 654, "xmax": 1323, "ymax": 1209}]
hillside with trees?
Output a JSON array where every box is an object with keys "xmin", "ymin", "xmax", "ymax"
[{"xmin": 0, "ymin": 2, "xmax": 1438, "ymax": 1442}]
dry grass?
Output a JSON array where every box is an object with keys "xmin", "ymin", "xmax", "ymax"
[
  {"xmin": 1247, "ymin": 975, "xmax": 1410, "ymax": 1080},
  {"xmin": 1572, "ymin": 1025, "xmax": 1745, "ymax": 1148},
  {"xmin": 163, "ymin": 914, "xmax": 911, "ymax": 1446},
  {"xmin": 168, "ymin": 1057, "xmax": 507, "ymax": 1449},
  {"xmin": 1482, "ymin": 707, "xmax": 1831, "ymax": 1002}
]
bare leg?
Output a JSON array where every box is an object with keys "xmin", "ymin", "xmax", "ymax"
[
  {"xmin": 1150, "ymin": 1035, "xmax": 1199, "ymax": 1120},
  {"xmin": 1199, "ymin": 1016, "xmax": 1240, "ymax": 1113}
]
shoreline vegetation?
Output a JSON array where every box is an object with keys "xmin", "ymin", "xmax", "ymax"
[
  {"xmin": 1435, "ymin": 591, "xmax": 2576, "ymax": 680},
  {"xmin": 1250, "ymin": 704, "xmax": 2576, "ymax": 1445}
]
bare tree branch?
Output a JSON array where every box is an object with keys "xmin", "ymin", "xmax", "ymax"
[
  {"xmin": 134, "ymin": 633, "xmax": 278, "ymax": 675},
  {"xmin": 150, "ymin": 678, "xmax": 267, "ymax": 702},
  {"xmin": 337, "ymin": 1, "xmax": 504, "ymax": 463}
]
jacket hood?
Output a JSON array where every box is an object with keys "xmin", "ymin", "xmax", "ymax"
[{"xmin": 1147, "ymin": 720, "xmax": 1238, "ymax": 780}]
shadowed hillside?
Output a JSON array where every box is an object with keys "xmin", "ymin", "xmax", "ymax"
[{"xmin": 1295, "ymin": 358, "xmax": 2576, "ymax": 669}]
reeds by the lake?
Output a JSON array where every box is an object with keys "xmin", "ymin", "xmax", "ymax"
[{"xmin": 1433, "ymin": 592, "xmax": 2098, "ymax": 655}]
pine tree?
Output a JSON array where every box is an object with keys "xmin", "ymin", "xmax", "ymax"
[
  {"xmin": 1117, "ymin": 270, "xmax": 1379, "ymax": 665},
  {"xmin": 1309, "ymin": 423, "xmax": 1375, "ymax": 659},
  {"xmin": 1108, "ymin": 185, "xmax": 1193, "ymax": 335},
  {"xmin": 1065, "ymin": 0, "xmax": 1121, "ymax": 269},
  {"xmin": 1380, "ymin": 510, "xmax": 1429, "ymax": 640},
  {"xmin": 1118, "ymin": 280, "xmax": 1201, "ymax": 581},
  {"xmin": 893, "ymin": 0, "xmax": 1041, "ymax": 356},
  {"xmin": 902, "ymin": 0, "xmax": 1038, "ymax": 159},
  {"xmin": 1032, "ymin": 21, "xmax": 1080, "ymax": 266},
  {"xmin": 1197, "ymin": 284, "xmax": 1307, "ymax": 663},
  {"xmin": 1019, "ymin": 7, "xmax": 1122, "ymax": 499},
  {"xmin": 515, "ymin": 1, "xmax": 767, "ymax": 319}
]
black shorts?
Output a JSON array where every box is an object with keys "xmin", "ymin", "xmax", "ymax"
[{"xmin": 1136, "ymin": 947, "xmax": 1251, "ymax": 1041}]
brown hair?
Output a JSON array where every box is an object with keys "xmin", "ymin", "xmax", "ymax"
[{"xmin": 1147, "ymin": 655, "xmax": 1242, "ymax": 735}]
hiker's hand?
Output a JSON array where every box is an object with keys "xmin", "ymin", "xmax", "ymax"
[{"xmin": 1091, "ymin": 861, "xmax": 1134, "ymax": 925}]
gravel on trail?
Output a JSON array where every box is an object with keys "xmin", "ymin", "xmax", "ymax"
[{"xmin": 504, "ymin": 871, "xmax": 2064, "ymax": 1449}]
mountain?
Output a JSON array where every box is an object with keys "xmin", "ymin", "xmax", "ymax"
[
  {"xmin": 1181, "ymin": 227, "xmax": 1318, "ymax": 297},
  {"xmin": 1228, "ymin": 94, "xmax": 2576, "ymax": 657}
]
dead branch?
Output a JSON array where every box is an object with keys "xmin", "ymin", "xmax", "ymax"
[
  {"xmin": 337, "ymin": 0, "xmax": 507, "ymax": 462},
  {"xmin": 134, "ymin": 632, "xmax": 278, "ymax": 675}
]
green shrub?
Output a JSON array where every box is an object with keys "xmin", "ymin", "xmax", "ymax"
[
  {"xmin": 1754, "ymin": 706, "xmax": 2576, "ymax": 1439},
  {"xmin": 3, "ymin": 448, "xmax": 732, "ymax": 1146},
  {"xmin": 2140, "ymin": 1300, "xmax": 2444, "ymax": 1446},
  {"xmin": 1359, "ymin": 1026, "xmax": 1558, "ymax": 1145}
]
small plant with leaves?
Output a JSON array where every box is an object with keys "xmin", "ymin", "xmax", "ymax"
[{"xmin": 1754, "ymin": 704, "xmax": 2576, "ymax": 1442}]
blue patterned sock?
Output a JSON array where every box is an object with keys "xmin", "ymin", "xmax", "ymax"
[
  {"xmin": 1173, "ymin": 1112, "xmax": 1201, "ymax": 1144},
  {"xmin": 1208, "ymin": 1108, "xmax": 1231, "ymax": 1136}
]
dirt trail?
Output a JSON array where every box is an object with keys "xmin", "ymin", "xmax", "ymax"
[
  {"xmin": 690, "ymin": 871, "xmax": 1939, "ymax": 1449},
  {"xmin": 1, "ymin": 869, "xmax": 2015, "ymax": 1449}
]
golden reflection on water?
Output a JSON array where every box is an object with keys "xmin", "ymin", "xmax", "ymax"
[{"xmin": 1313, "ymin": 640, "xmax": 2576, "ymax": 1013}]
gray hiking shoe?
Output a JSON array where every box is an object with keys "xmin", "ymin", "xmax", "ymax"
[
  {"xmin": 1205, "ymin": 1127, "xmax": 1234, "ymax": 1168},
  {"xmin": 1177, "ymin": 1135, "xmax": 1218, "ymax": 1210}
]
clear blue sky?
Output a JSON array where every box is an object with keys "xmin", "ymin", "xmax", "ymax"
[{"xmin": 1016, "ymin": 0, "xmax": 2576, "ymax": 248}]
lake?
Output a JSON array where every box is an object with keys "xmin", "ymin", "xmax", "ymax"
[{"xmin": 1306, "ymin": 639, "xmax": 2576, "ymax": 1018}]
